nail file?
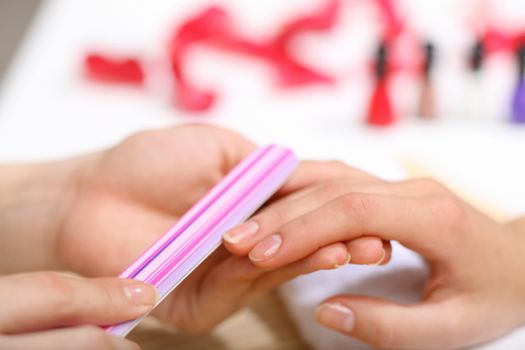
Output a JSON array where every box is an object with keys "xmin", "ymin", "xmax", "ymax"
[{"xmin": 105, "ymin": 144, "xmax": 298, "ymax": 337}]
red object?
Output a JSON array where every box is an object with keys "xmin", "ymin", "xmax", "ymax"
[
  {"xmin": 512, "ymin": 31, "xmax": 525, "ymax": 50},
  {"xmin": 168, "ymin": 1, "xmax": 339, "ymax": 111},
  {"xmin": 483, "ymin": 28, "xmax": 525, "ymax": 55},
  {"xmin": 367, "ymin": 78, "xmax": 395, "ymax": 126},
  {"xmin": 268, "ymin": 0, "xmax": 340, "ymax": 86},
  {"xmin": 376, "ymin": 0, "xmax": 404, "ymax": 43},
  {"xmin": 272, "ymin": 0, "xmax": 341, "ymax": 53},
  {"xmin": 167, "ymin": 7, "xmax": 228, "ymax": 112},
  {"xmin": 84, "ymin": 54, "xmax": 145, "ymax": 85},
  {"xmin": 83, "ymin": 2, "xmax": 341, "ymax": 113}
]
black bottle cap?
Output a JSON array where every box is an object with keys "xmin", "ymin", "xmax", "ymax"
[
  {"xmin": 375, "ymin": 41, "xmax": 388, "ymax": 79},
  {"xmin": 423, "ymin": 41, "xmax": 436, "ymax": 77},
  {"xmin": 518, "ymin": 44, "xmax": 525, "ymax": 78},
  {"xmin": 469, "ymin": 39, "xmax": 485, "ymax": 72}
]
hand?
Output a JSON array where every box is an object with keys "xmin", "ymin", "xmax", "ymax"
[
  {"xmin": 50, "ymin": 125, "xmax": 385, "ymax": 333},
  {"xmin": 0, "ymin": 272, "xmax": 155, "ymax": 350},
  {"xmin": 225, "ymin": 177, "xmax": 525, "ymax": 349}
]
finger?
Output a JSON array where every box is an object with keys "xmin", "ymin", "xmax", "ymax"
[
  {"xmin": 345, "ymin": 237, "xmax": 392, "ymax": 265},
  {"xmin": 314, "ymin": 295, "xmax": 476, "ymax": 349},
  {"xmin": 1, "ymin": 326, "xmax": 140, "ymax": 350},
  {"xmin": 251, "ymin": 243, "xmax": 351, "ymax": 295},
  {"xmin": 171, "ymin": 242, "xmax": 351, "ymax": 334},
  {"xmin": 381, "ymin": 240, "xmax": 392, "ymax": 265},
  {"xmin": 224, "ymin": 179, "xmax": 443, "ymax": 256},
  {"xmin": 0, "ymin": 272, "xmax": 157, "ymax": 334},
  {"xmin": 205, "ymin": 124, "xmax": 257, "ymax": 170},
  {"xmin": 224, "ymin": 181, "xmax": 386, "ymax": 255},
  {"xmin": 193, "ymin": 242, "xmax": 349, "ymax": 299},
  {"xmin": 247, "ymin": 192, "xmax": 463, "ymax": 268},
  {"xmin": 276, "ymin": 161, "xmax": 377, "ymax": 197}
]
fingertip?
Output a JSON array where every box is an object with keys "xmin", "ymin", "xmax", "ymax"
[
  {"xmin": 248, "ymin": 234, "xmax": 283, "ymax": 265},
  {"xmin": 380, "ymin": 240, "xmax": 392, "ymax": 265},
  {"xmin": 332, "ymin": 245, "xmax": 352, "ymax": 269},
  {"xmin": 305, "ymin": 243, "xmax": 351, "ymax": 270},
  {"xmin": 222, "ymin": 221, "xmax": 261, "ymax": 255},
  {"xmin": 119, "ymin": 279, "xmax": 157, "ymax": 309},
  {"xmin": 345, "ymin": 237, "xmax": 386, "ymax": 265},
  {"xmin": 314, "ymin": 301, "xmax": 356, "ymax": 334},
  {"xmin": 367, "ymin": 247, "xmax": 386, "ymax": 266}
]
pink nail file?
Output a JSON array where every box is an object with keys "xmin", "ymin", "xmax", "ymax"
[{"xmin": 105, "ymin": 145, "xmax": 298, "ymax": 337}]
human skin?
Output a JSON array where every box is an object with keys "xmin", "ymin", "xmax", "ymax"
[
  {"xmin": 0, "ymin": 124, "xmax": 386, "ymax": 346},
  {"xmin": 224, "ymin": 174, "xmax": 525, "ymax": 349},
  {"xmin": 0, "ymin": 272, "xmax": 156, "ymax": 350}
]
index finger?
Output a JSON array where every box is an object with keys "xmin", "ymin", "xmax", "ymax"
[{"xmin": 247, "ymin": 192, "xmax": 463, "ymax": 268}]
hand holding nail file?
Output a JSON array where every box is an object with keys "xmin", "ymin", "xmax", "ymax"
[{"xmin": 105, "ymin": 145, "xmax": 298, "ymax": 337}]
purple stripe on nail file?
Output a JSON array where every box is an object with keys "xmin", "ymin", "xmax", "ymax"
[
  {"xmin": 139, "ymin": 146, "xmax": 285, "ymax": 283},
  {"xmin": 143, "ymin": 148, "xmax": 290, "ymax": 285},
  {"xmin": 123, "ymin": 146, "xmax": 272, "ymax": 279},
  {"xmin": 147, "ymin": 149, "xmax": 293, "ymax": 286},
  {"xmin": 105, "ymin": 145, "xmax": 298, "ymax": 337}
]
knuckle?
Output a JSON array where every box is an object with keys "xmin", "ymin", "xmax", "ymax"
[
  {"xmin": 253, "ymin": 206, "xmax": 287, "ymax": 232},
  {"xmin": 338, "ymin": 193, "xmax": 374, "ymax": 222},
  {"xmin": 35, "ymin": 272, "xmax": 82, "ymax": 324},
  {"xmin": 284, "ymin": 217, "xmax": 316, "ymax": 245},
  {"xmin": 36, "ymin": 272, "xmax": 74, "ymax": 295},
  {"xmin": 428, "ymin": 194, "xmax": 465, "ymax": 231},
  {"xmin": 97, "ymin": 282, "xmax": 118, "ymax": 318},
  {"xmin": 265, "ymin": 205, "xmax": 288, "ymax": 226}
]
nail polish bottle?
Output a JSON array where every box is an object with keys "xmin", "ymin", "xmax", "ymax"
[
  {"xmin": 367, "ymin": 41, "xmax": 396, "ymax": 126},
  {"xmin": 417, "ymin": 41, "xmax": 437, "ymax": 119},
  {"xmin": 511, "ymin": 45, "xmax": 525, "ymax": 123}
]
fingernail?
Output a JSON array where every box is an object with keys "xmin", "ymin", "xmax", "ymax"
[
  {"xmin": 249, "ymin": 234, "xmax": 282, "ymax": 262},
  {"xmin": 223, "ymin": 221, "xmax": 259, "ymax": 244},
  {"xmin": 368, "ymin": 248, "xmax": 386, "ymax": 266},
  {"xmin": 315, "ymin": 302, "xmax": 355, "ymax": 333},
  {"xmin": 334, "ymin": 252, "xmax": 351, "ymax": 268},
  {"xmin": 122, "ymin": 280, "xmax": 157, "ymax": 307}
]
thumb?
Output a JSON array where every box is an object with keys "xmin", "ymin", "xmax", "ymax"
[
  {"xmin": 314, "ymin": 295, "xmax": 469, "ymax": 349},
  {"xmin": 0, "ymin": 272, "xmax": 158, "ymax": 334}
]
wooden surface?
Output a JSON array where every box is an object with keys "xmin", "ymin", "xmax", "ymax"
[{"xmin": 129, "ymin": 292, "xmax": 310, "ymax": 350}]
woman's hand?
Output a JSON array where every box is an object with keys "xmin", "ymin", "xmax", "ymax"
[
  {"xmin": 0, "ymin": 124, "xmax": 385, "ymax": 334},
  {"xmin": 0, "ymin": 272, "xmax": 155, "ymax": 350},
  {"xmin": 224, "ymin": 177, "xmax": 525, "ymax": 349}
]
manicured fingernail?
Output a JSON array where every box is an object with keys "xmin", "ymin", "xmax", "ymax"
[
  {"xmin": 315, "ymin": 302, "xmax": 355, "ymax": 333},
  {"xmin": 122, "ymin": 280, "xmax": 157, "ymax": 307},
  {"xmin": 223, "ymin": 221, "xmax": 259, "ymax": 244},
  {"xmin": 368, "ymin": 248, "xmax": 386, "ymax": 266},
  {"xmin": 334, "ymin": 252, "xmax": 351, "ymax": 268},
  {"xmin": 249, "ymin": 234, "xmax": 282, "ymax": 262}
]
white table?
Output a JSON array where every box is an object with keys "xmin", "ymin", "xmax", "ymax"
[{"xmin": 1, "ymin": 0, "xmax": 525, "ymax": 348}]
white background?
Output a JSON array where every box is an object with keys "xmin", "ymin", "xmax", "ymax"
[{"xmin": 1, "ymin": 0, "xmax": 525, "ymax": 348}]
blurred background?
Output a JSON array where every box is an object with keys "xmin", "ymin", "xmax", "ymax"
[
  {"xmin": 0, "ymin": 0, "xmax": 40, "ymax": 81},
  {"xmin": 1, "ymin": 0, "xmax": 525, "ymax": 349}
]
